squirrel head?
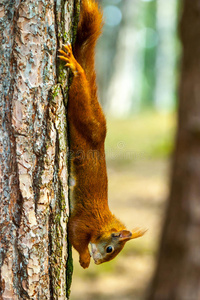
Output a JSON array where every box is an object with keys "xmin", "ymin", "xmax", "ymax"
[{"xmin": 90, "ymin": 228, "xmax": 146, "ymax": 265}]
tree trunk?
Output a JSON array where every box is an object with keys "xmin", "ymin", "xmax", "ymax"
[
  {"xmin": 148, "ymin": 1, "xmax": 200, "ymax": 299},
  {"xmin": 0, "ymin": 0, "xmax": 79, "ymax": 298}
]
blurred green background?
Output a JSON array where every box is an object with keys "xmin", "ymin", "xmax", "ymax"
[{"xmin": 70, "ymin": 0, "xmax": 179, "ymax": 299}]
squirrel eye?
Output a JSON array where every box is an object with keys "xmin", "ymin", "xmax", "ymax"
[{"xmin": 106, "ymin": 246, "xmax": 114, "ymax": 253}]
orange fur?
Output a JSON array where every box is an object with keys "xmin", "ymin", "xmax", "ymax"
[{"xmin": 59, "ymin": 0, "xmax": 145, "ymax": 269}]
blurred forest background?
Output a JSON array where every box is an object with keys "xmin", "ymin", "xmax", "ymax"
[{"xmin": 70, "ymin": 0, "xmax": 180, "ymax": 299}]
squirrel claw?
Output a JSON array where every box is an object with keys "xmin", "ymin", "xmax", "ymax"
[
  {"xmin": 58, "ymin": 49, "xmax": 69, "ymax": 57},
  {"xmin": 58, "ymin": 44, "xmax": 83, "ymax": 76},
  {"xmin": 58, "ymin": 44, "xmax": 72, "ymax": 61},
  {"xmin": 58, "ymin": 55, "xmax": 69, "ymax": 63},
  {"xmin": 63, "ymin": 44, "xmax": 72, "ymax": 52}
]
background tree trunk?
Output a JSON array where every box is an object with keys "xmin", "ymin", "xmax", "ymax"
[
  {"xmin": 0, "ymin": 0, "xmax": 79, "ymax": 298},
  {"xmin": 148, "ymin": 1, "xmax": 200, "ymax": 299}
]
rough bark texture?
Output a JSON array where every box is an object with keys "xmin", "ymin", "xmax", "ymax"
[
  {"xmin": 0, "ymin": 0, "xmax": 79, "ymax": 298},
  {"xmin": 148, "ymin": 1, "xmax": 200, "ymax": 299}
]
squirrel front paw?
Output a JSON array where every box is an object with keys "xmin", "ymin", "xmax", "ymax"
[
  {"xmin": 58, "ymin": 44, "xmax": 83, "ymax": 77},
  {"xmin": 79, "ymin": 252, "xmax": 90, "ymax": 269}
]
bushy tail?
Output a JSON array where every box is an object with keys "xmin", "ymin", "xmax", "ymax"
[{"xmin": 74, "ymin": 0, "xmax": 103, "ymax": 83}]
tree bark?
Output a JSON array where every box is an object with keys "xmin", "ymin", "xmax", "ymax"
[
  {"xmin": 148, "ymin": 1, "xmax": 200, "ymax": 299},
  {"xmin": 0, "ymin": 0, "xmax": 79, "ymax": 298}
]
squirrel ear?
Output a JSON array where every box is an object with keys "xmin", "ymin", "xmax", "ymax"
[
  {"xmin": 130, "ymin": 228, "xmax": 147, "ymax": 240},
  {"xmin": 112, "ymin": 230, "xmax": 132, "ymax": 241},
  {"xmin": 112, "ymin": 228, "xmax": 147, "ymax": 242}
]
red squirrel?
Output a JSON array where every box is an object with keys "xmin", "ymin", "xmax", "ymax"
[{"xmin": 58, "ymin": 0, "xmax": 146, "ymax": 269}]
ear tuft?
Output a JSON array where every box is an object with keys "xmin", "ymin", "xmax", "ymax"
[{"xmin": 131, "ymin": 228, "xmax": 147, "ymax": 239}]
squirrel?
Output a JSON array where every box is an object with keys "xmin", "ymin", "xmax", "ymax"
[{"xmin": 58, "ymin": 0, "xmax": 146, "ymax": 269}]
